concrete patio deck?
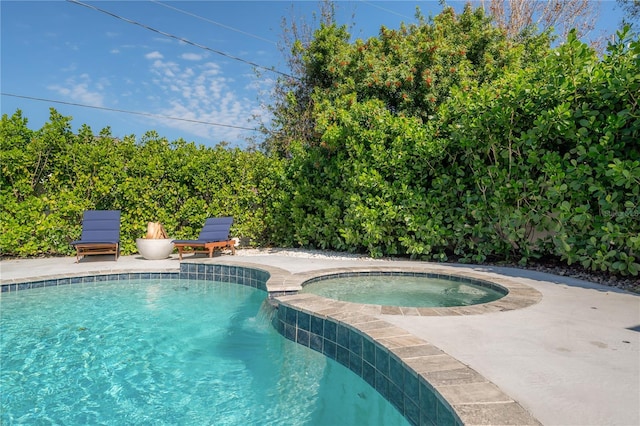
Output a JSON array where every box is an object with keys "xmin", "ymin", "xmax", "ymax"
[{"xmin": 1, "ymin": 249, "xmax": 638, "ymax": 425}]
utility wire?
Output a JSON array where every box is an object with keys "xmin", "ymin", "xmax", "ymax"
[
  {"xmin": 1, "ymin": 92, "xmax": 261, "ymax": 132},
  {"xmin": 359, "ymin": 0, "xmax": 414, "ymax": 20},
  {"xmin": 150, "ymin": 0, "xmax": 277, "ymax": 45},
  {"xmin": 66, "ymin": 0, "xmax": 293, "ymax": 79}
]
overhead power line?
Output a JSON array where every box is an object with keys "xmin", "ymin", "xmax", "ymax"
[
  {"xmin": 66, "ymin": 0, "xmax": 293, "ymax": 78},
  {"xmin": 1, "ymin": 92, "xmax": 261, "ymax": 132},
  {"xmin": 359, "ymin": 0, "xmax": 413, "ymax": 20},
  {"xmin": 150, "ymin": 0, "xmax": 277, "ymax": 45}
]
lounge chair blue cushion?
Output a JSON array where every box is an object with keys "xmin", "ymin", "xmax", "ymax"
[
  {"xmin": 173, "ymin": 216, "xmax": 233, "ymax": 244},
  {"xmin": 70, "ymin": 210, "xmax": 121, "ymax": 245}
]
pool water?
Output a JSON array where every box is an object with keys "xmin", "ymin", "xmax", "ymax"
[
  {"xmin": 301, "ymin": 275, "xmax": 505, "ymax": 307},
  {"xmin": 0, "ymin": 279, "xmax": 408, "ymax": 425}
]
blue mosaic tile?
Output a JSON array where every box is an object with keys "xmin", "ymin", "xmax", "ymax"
[
  {"xmin": 297, "ymin": 311, "xmax": 310, "ymax": 331},
  {"xmin": 362, "ymin": 361, "xmax": 376, "ymax": 387},
  {"xmin": 297, "ymin": 329, "xmax": 310, "ymax": 347},
  {"xmin": 285, "ymin": 306, "xmax": 297, "ymax": 326},
  {"xmin": 202, "ymin": 269, "xmax": 212, "ymax": 281},
  {"xmin": 349, "ymin": 353, "xmax": 362, "ymax": 376},
  {"xmin": 220, "ymin": 265, "xmax": 231, "ymax": 277},
  {"xmin": 389, "ymin": 355, "xmax": 404, "ymax": 388},
  {"xmin": 324, "ymin": 320, "xmax": 337, "ymax": 343},
  {"xmin": 405, "ymin": 370, "xmax": 419, "ymax": 405},
  {"xmin": 309, "ymin": 333, "xmax": 323, "ymax": 352},
  {"xmin": 337, "ymin": 324, "xmax": 350, "ymax": 348},
  {"xmin": 323, "ymin": 339, "xmax": 337, "ymax": 360},
  {"xmin": 284, "ymin": 323, "xmax": 296, "ymax": 341},
  {"xmin": 336, "ymin": 345, "xmax": 350, "ymax": 367},
  {"xmin": 436, "ymin": 399, "xmax": 458, "ymax": 426},
  {"xmin": 272, "ymin": 317, "xmax": 284, "ymax": 335},
  {"xmin": 405, "ymin": 398, "xmax": 420, "ymax": 426},
  {"xmin": 389, "ymin": 382, "xmax": 404, "ymax": 413},
  {"xmin": 375, "ymin": 370, "xmax": 389, "ymax": 399},
  {"xmin": 211, "ymin": 264, "xmax": 220, "ymax": 278},
  {"xmin": 420, "ymin": 381, "xmax": 438, "ymax": 424},
  {"xmin": 363, "ymin": 337, "xmax": 376, "ymax": 365},
  {"xmin": 310, "ymin": 316, "xmax": 323, "ymax": 335},
  {"xmin": 375, "ymin": 346, "xmax": 389, "ymax": 375},
  {"xmin": 349, "ymin": 330, "xmax": 363, "ymax": 356}
]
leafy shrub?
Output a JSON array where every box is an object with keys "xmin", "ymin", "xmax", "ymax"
[
  {"xmin": 0, "ymin": 109, "xmax": 285, "ymax": 257},
  {"xmin": 267, "ymin": 6, "xmax": 639, "ymax": 275}
]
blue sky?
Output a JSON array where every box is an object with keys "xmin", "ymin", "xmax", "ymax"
[{"xmin": 1, "ymin": 0, "xmax": 629, "ymax": 149}]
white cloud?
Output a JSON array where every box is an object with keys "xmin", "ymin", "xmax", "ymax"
[
  {"xmin": 181, "ymin": 53, "xmax": 203, "ymax": 61},
  {"xmin": 145, "ymin": 57, "xmax": 262, "ymax": 145},
  {"xmin": 47, "ymin": 74, "xmax": 105, "ymax": 107},
  {"xmin": 145, "ymin": 51, "xmax": 163, "ymax": 60}
]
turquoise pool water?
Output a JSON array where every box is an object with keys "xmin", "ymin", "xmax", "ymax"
[
  {"xmin": 0, "ymin": 279, "xmax": 408, "ymax": 425},
  {"xmin": 301, "ymin": 275, "xmax": 505, "ymax": 307}
]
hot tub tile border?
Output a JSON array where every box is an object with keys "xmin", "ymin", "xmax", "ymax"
[{"xmin": 274, "ymin": 293, "xmax": 541, "ymax": 426}]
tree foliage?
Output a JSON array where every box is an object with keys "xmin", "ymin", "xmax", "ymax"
[
  {"xmin": 481, "ymin": 0, "xmax": 599, "ymax": 41},
  {"xmin": 0, "ymin": 109, "xmax": 285, "ymax": 257},
  {"xmin": 617, "ymin": 0, "xmax": 640, "ymax": 26},
  {"xmin": 267, "ymin": 5, "xmax": 640, "ymax": 275}
]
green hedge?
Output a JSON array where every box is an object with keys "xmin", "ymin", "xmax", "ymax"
[
  {"xmin": 2, "ymin": 7, "xmax": 638, "ymax": 277},
  {"xmin": 266, "ymin": 7, "xmax": 639, "ymax": 276},
  {"xmin": 1, "ymin": 110, "xmax": 285, "ymax": 256}
]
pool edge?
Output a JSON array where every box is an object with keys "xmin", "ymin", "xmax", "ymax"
[{"xmin": 1, "ymin": 260, "xmax": 543, "ymax": 425}]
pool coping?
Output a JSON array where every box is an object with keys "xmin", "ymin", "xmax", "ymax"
[
  {"xmin": 257, "ymin": 262, "xmax": 542, "ymax": 425},
  {"xmin": 0, "ymin": 259, "xmax": 543, "ymax": 425},
  {"xmin": 183, "ymin": 260, "xmax": 543, "ymax": 425},
  {"xmin": 204, "ymin": 260, "xmax": 542, "ymax": 316}
]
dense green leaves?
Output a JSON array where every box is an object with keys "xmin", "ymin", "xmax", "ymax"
[
  {"xmin": 267, "ymin": 7, "xmax": 639, "ymax": 275},
  {"xmin": 1, "ymin": 109, "xmax": 285, "ymax": 256}
]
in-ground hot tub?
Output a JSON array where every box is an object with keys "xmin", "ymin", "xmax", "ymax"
[{"xmin": 299, "ymin": 272, "xmax": 507, "ymax": 307}]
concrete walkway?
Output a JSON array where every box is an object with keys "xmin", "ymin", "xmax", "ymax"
[{"xmin": 2, "ymin": 250, "xmax": 639, "ymax": 425}]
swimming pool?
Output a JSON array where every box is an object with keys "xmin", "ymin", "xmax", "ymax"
[
  {"xmin": 0, "ymin": 278, "xmax": 408, "ymax": 425},
  {"xmin": 300, "ymin": 273, "xmax": 506, "ymax": 307}
]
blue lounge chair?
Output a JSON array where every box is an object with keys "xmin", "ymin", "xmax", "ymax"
[
  {"xmin": 70, "ymin": 210, "xmax": 121, "ymax": 262},
  {"xmin": 173, "ymin": 217, "xmax": 235, "ymax": 260}
]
